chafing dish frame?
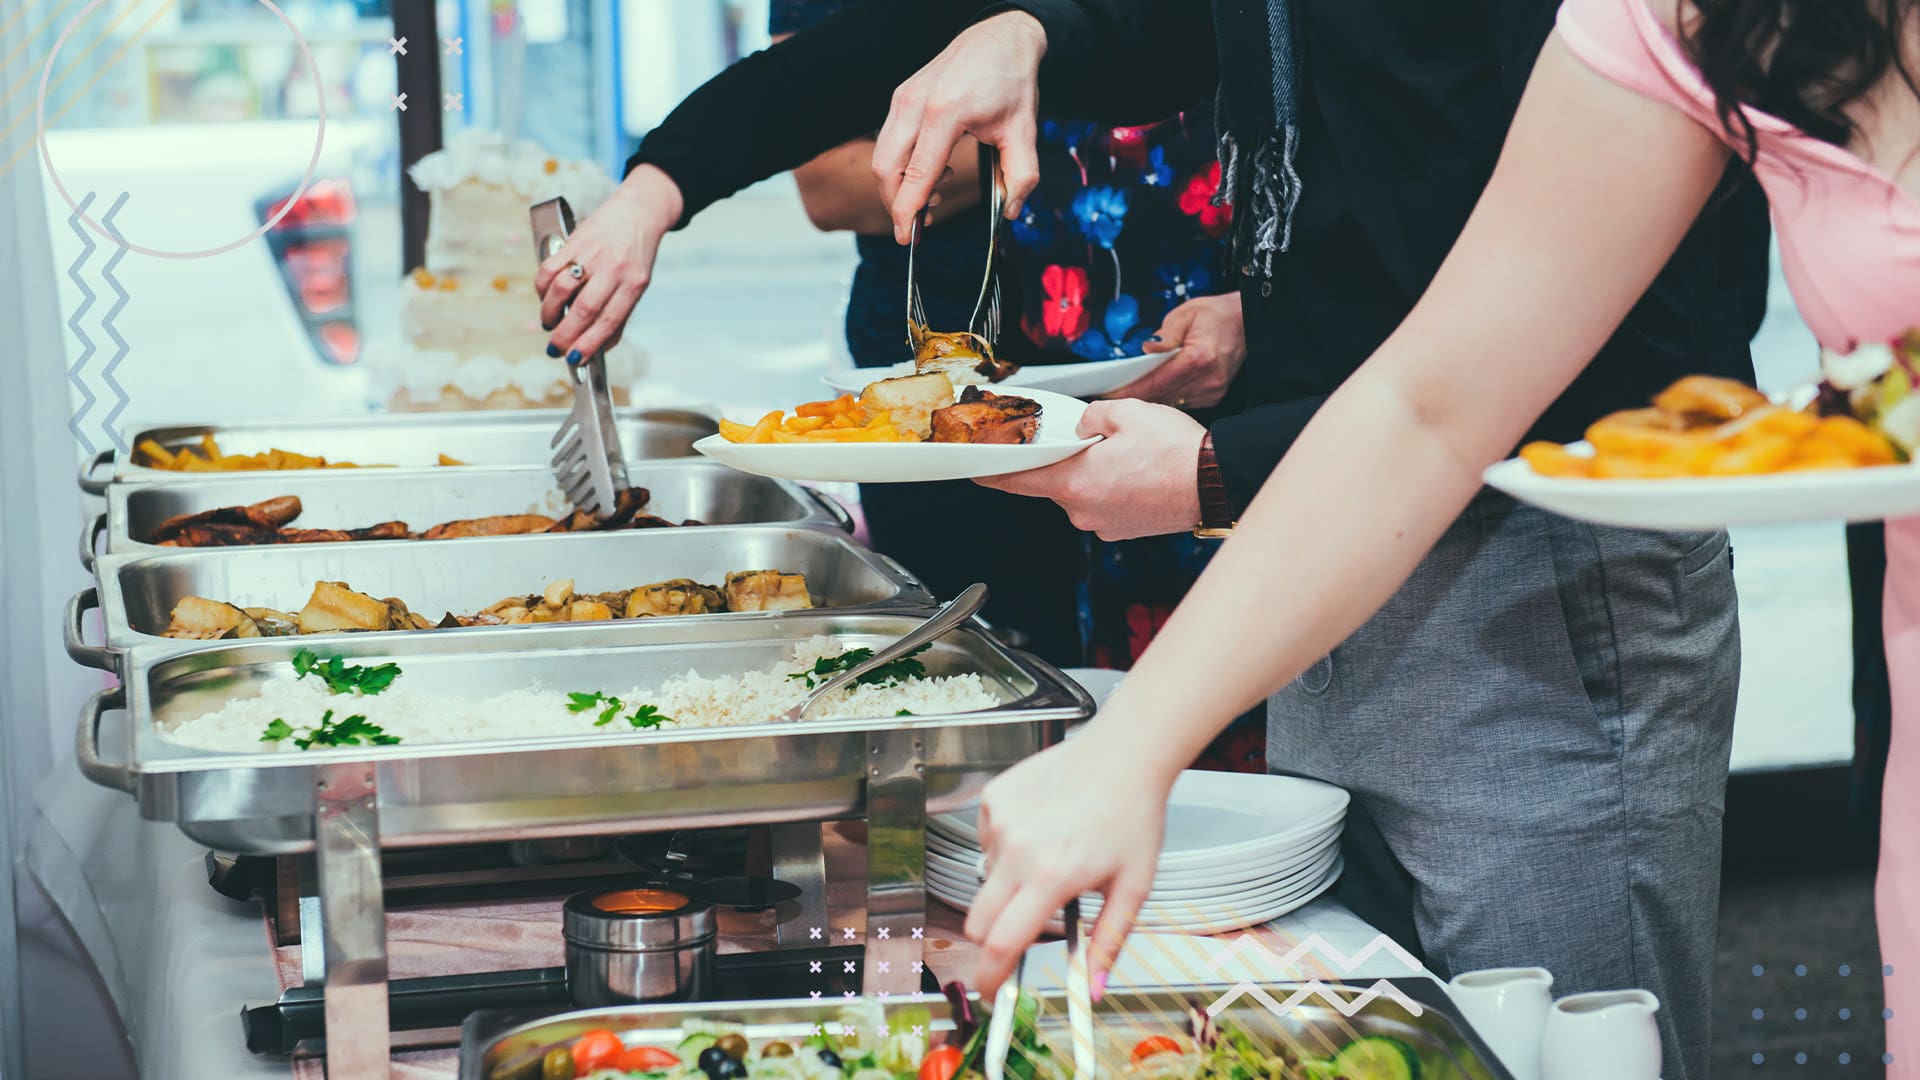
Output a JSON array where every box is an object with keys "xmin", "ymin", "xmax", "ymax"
[
  {"xmin": 74, "ymin": 611, "xmax": 1094, "ymax": 1067},
  {"xmin": 457, "ymin": 984, "xmax": 1516, "ymax": 1080},
  {"xmin": 82, "ymin": 459, "xmax": 855, "ymax": 571},
  {"xmin": 79, "ymin": 407, "xmax": 722, "ymax": 494}
]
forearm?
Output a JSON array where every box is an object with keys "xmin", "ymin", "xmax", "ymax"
[
  {"xmin": 630, "ymin": 0, "xmax": 983, "ymax": 225},
  {"xmin": 793, "ymin": 137, "xmax": 983, "ymax": 234}
]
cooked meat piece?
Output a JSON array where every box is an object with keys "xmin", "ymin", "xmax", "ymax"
[
  {"xmin": 277, "ymin": 529, "xmax": 357, "ymax": 544},
  {"xmin": 930, "ymin": 386, "xmax": 1042, "ymax": 445},
  {"xmin": 382, "ymin": 598, "xmax": 432, "ymax": 631},
  {"xmin": 297, "ymin": 581, "xmax": 393, "ymax": 633},
  {"xmin": 163, "ymin": 596, "xmax": 256, "ymax": 639},
  {"xmin": 680, "ymin": 518, "xmax": 706, "ymax": 527},
  {"xmin": 547, "ymin": 487, "xmax": 653, "ymax": 532},
  {"xmin": 568, "ymin": 599, "xmax": 616, "ymax": 622},
  {"xmin": 438, "ymin": 612, "xmax": 502, "ymax": 628},
  {"xmin": 351, "ymin": 521, "xmax": 413, "ymax": 541},
  {"xmin": 421, "ymin": 514, "xmax": 557, "ymax": 540},
  {"xmin": 156, "ymin": 522, "xmax": 279, "ymax": 547},
  {"xmin": 580, "ymin": 589, "xmax": 631, "ymax": 612},
  {"xmin": 861, "ymin": 372, "xmax": 955, "ymax": 437},
  {"xmin": 724, "ymin": 570, "xmax": 813, "ymax": 612},
  {"xmin": 624, "ymin": 579, "xmax": 726, "ymax": 618},
  {"xmin": 151, "ymin": 495, "xmax": 304, "ymax": 543},
  {"xmin": 630, "ymin": 513, "xmax": 678, "ymax": 529},
  {"xmin": 243, "ymin": 607, "xmax": 300, "ymax": 636},
  {"xmin": 914, "ymin": 331, "xmax": 1020, "ymax": 383}
]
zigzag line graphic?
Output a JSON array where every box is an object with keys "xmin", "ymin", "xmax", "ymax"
[
  {"xmin": 1204, "ymin": 978, "xmax": 1425, "ymax": 1020},
  {"xmin": 64, "ymin": 191, "xmax": 98, "ymax": 452},
  {"xmin": 97, "ymin": 192, "xmax": 131, "ymax": 451},
  {"xmin": 1208, "ymin": 932, "xmax": 1424, "ymax": 976},
  {"xmin": 1201, "ymin": 934, "xmax": 1426, "ymax": 1018}
]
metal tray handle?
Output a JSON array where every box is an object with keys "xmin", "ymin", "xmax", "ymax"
[
  {"xmin": 801, "ymin": 486, "xmax": 856, "ymax": 534},
  {"xmin": 1010, "ymin": 648, "xmax": 1098, "ymax": 741},
  {"xmin": 78, "ymin": 448, "xmax": 114, "ymax": 496},
  {"xmin": 64, "ymin": 587, "xmax": 116, "ymax": 673},
  {"xmin": 79, "ymin": 510, "xmax": 106, "ymax": 573},
  {"xmin": 75, "ymin": 685, "xmax": 137, "ymax": 794}
]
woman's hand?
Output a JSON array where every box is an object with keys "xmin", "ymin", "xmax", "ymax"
[
  {"xmin": 536, "ymin": 164, "xmax": 685, "ymax": 363},
  {"xmin": 872, "ymin": 11, "xmax": 1047, "ymax": 243},
  {"xmin": 1109, "ymin": 293, "xmax": 1247, "ymax": 409},
  {"xmin": 965, "ymin": 724, "xmax": 1175, "ymax": 998}
]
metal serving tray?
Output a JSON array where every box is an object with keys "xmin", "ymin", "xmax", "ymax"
[
  {"xmin": 69, "ymin": 526, "xmax": 929, "ymax": 673},
  {"xmin": 84, "ymin": 459, "xmax": 852, "ymax": 568},
  {"xmin": 78, "ymin": 408, "xmax": 719, "ymax": 493},
  {"xmin": 458, "ymin": 985, "xmax": 1514, "ymax": 1080},
  {"xmin": 74, "ymin": 610, "xmax": 1090, "ymax": 854}
]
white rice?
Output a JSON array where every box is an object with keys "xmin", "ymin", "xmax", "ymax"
[{"xmin": 162, "ymin": 636, "xmax": 1000, "ymax": 753}]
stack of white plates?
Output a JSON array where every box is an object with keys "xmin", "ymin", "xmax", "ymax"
[{"xmin": 925, "ymin": 771, "xmax": 1349, "ymax": 935}]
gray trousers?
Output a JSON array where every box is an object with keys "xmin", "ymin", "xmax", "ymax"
[{"xmin": 1269, "ymin": 492, "xmax": 1739, "ymax": 1080}]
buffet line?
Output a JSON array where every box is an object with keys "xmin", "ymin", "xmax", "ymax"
[{"xmin": 60, "ymin": 408, "xmax": 1515, "ymax": 1080}]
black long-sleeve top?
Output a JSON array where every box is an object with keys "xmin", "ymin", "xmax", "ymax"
[{"xmin": 631, "ymin": 0, "xmax": 1771, "ymax": 514}]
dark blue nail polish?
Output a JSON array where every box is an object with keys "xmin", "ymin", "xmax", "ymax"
[
  {"xmin": 542, "ymin": 320, "xmax": 555, "ymax": 332},
  {"xmin": 546, "ymin": 343, "xmax": 562, "ymax": 359},
  {"xmin": 565, "ymin": 349, "xmax": 583, "ymax": 366}
]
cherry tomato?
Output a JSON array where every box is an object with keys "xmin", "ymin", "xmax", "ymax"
[
  {"xmin": 572, "ymin": 1030, "xmax": 626, "ymax": 1073},
  {"xmin": 1130, "ymin": 1037, "xmax": 1183, "ymax": 1064},
  {"xmin": 615, "ymin": 1046, "xmax": 683, "ymax": 1072},
  {"xmin": 919, "ymin": 1044, "xmax": 965, "ymax": 1080}
]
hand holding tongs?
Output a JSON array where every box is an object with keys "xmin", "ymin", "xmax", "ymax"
[
  {"xmin": 984, "ymin": 897, "xmax": 1097, "ymax": 1080},
  {"xmin": 531, "ymin": 198, "xmax": 628, "ymax": 520},
  {"xmin": 906, "ymin": 143, "xmax": 1005, "ymax": 356}
]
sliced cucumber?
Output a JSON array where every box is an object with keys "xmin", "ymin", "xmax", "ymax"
[
  {"xmin": 679, "ymin": 1034, "xmax": 720, "ymax": 1059},
  {"xmin": 1326, "ymin": 1036, "xmax": 1421, "ymax": 1080}
]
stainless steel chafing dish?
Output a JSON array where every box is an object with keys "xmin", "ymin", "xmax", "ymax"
[
  {"xmin": 458, "ymin": 986, "xmax": 1516, "ymax": 1080},
  {"xmin": 67, "ymin": 525, "xmax": 929, "ymax": 674},
  {"xmin": 81, "ymin": 459, "xmax": 854, "ymax": 569},
  {"xmin": 79, "ymin": 408, "xmax": 720, "ymax": 493},
  {"xmin": 74, "ymin": 611, "xmax": 1094, "ymax": 1074}
]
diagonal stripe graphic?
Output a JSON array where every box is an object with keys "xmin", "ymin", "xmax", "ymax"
[
  {"xmin": 97, "ymin": 191, "xmax": 130, "ymax": 450},
  {"xmin": 0, "ymin": 0, "xmax": 178, "ymax": 180},
  {"xmin": 64, "ymin": 190, "xmax": 98, "ymax": 451}
]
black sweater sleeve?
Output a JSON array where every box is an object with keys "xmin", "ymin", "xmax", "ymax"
[{"xmin": 629, "ymin": 0, "xmax": 1216, "ymax": 227}]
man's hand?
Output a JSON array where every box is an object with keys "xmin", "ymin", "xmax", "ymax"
[
  {"xmin": 536, "ymin": 164, "xmax": 684, "ymax": 362},
  {"xmin": 1109, "ymin": 293, "xmax": 1247, "ymax": 409},
  {"xmin": 872, "ymin": 11, "xmax": 1047, "ymax": 243},
  {"xmin": 978, "ymin": 400, "xmax": 1206, "ymax": 540}
]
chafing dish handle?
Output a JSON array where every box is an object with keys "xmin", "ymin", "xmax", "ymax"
[
  {"xmin": 79, "ymin": 510, "xmax": 106, "ymax": 573},
  {"xmin": 1012, "ymin": 648, "xmax": 1098, "ymax": 725},
  {"xmin": 78, "ymin": 448, "xmax": 113, "ymax": 496},
  {"xmin": 874, "ymin": 552, "xmax": 927, "ymax": 592},
  {"xmin": 801, "ymin": 486, "xmax": 857, "ymax": 533},
  {"xmin": 64, "ymin": 587, "xmax": 115, "ymax": 673},
  {"xmin": 75, "ymin": 686, "xmax": 137, "ymax": 794}
]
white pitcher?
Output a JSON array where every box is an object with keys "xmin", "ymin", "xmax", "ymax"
[
  {"xmin": 1540, "ymin": 989, "xmax": 1662, "ymax": 1080},
  {"xmin": 1448, "ymin": 967, "xmax": 1554, "ymax": 1080}
]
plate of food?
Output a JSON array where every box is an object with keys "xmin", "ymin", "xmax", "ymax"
[
  {"xmin": 697, "ymin": 372, "xmax": 1098, "ymax": 484},
  {"xmin": 1485, "ymin": 339, "xmax": 1920, "ymax": 529},
  {"xmin": 821, "ymin": 329, "xmax": 1178, "ymax": 400}
]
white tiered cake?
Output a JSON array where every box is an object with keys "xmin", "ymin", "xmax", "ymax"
[{"xmin": 369, "ymin": 130, "xmax": 645, "ymax": 411}]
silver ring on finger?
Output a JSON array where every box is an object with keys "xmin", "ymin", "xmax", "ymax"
[
  {"xmin": 975, "ymin": 853, "xmax": 988, "ymax": 882},
  {"xmin": 568, "ymin": 261, "xmax": 586, "ymax": 281}
]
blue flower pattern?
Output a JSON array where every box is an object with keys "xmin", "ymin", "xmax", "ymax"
[
  {"xmin": 1157, "ymin": 260, "xmax": 1215, "ymax": 307},
  {"xmin": 1071, "ymin": 186, "xmax": 1129, "ymax": 250},
  {"xmin": 1070, "ymin": 295, "xmax": 1155, "ymax": 360},
  {"xmin": 1140, "ymin": 146, "xmax": 1174, "ymax": 187},
  {"xmin": 1009, "ymin": 190, "xmax": 1053, "ymax": 248}
]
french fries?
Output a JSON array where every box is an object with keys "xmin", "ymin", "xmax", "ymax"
[
  {"xmin": 135, "ymin": 435, "xmax": 389, "ymax": 472},
  {"xmin": 718, "ymin": 394, "xmax": 921, "ymax": 444},
  {"xmin": 1521, "ymin": 377, "xmax": 1899, "ymax": 480}
]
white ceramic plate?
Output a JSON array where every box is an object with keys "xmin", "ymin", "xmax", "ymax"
[
  {"xmin": 927, "ymin": 858, "xmax": 1344, "ymax": 936},
  {"xmin": 821, "ymin": 350, "xmax": 1179, "ymax": 400},
  {"xmin": 930, "ymin": 771, "xmax": 1350, "ymax": 867},
  {"xmin": 926, "ymin": 843, "xmax": 1339, "ymax": 913},
  {"xmin": 927, "ymin": 819, "xmax": 1344, "ymax": 892},
  {"xmin": 1484, "ymin": 444, "xmax": 1920, "ymax": 530},
  {"xmin": 695, "ymin": 387, "xmax": 1098, "ymax": 484}
]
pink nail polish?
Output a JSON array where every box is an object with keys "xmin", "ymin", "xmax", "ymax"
[{"xmin": 1091, "ymin": 970, "xmax": 1107, "ymax": 1002}]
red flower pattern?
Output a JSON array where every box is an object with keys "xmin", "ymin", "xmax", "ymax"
[
  {"xmin": 1040, "ymin": 264, "xmax": 1091, "ymax": 340},
  {"xmin": 1178, "ymin": 162, "xmax": 1234, "ymax": 239}
]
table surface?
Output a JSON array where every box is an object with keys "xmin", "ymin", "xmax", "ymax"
[{"xmin": 30, "ymin": 749, "xmax": 1413, "ymax": 1079}]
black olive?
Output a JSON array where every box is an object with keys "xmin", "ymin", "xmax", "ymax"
[
  {"xmin": 700, "ymin": 1048, "xmax": 731, "ymax": 1075},
  {"xmin": 715, "ymin": 1057, "xmax": 745, "ymax": 1080},
  {"xmin": 817, "ymin": 1050, "xmax": 843, "ymax": 1071}
]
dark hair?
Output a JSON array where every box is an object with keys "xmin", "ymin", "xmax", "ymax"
[{"xmin": 1684, "ymin": 0, "xmax": 1920, "ymax": 162}]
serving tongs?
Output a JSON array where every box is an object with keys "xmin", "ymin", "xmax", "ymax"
[
  {"xmin": 531, "ymin": 197, "xmax": 629, "ymax": 520},
  {"xmin": 984, "ymin": 898, "xmax": 1097, "ymax": 1080},
  {"xmin": 779, "ymin": 583, "xmax": 989, "ymax": 723},
  {"xmin": 906, "ymin": 143, "xmax": 1005, "ymax": 359}
]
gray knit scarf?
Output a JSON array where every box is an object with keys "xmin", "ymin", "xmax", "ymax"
[{"xmin": 1211, "ymin": 0, "xmax": 1303, "ymax": 289}]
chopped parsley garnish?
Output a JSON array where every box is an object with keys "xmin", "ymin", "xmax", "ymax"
[
  {"xmin": 896, "ymin": 709, "xmax": 915, "ymax": 716},
  {"xmin": 260, "ymin": 709, "xmax": 400, "ymax": 750},
  {"xmin": 788, "ymin": 644, "xmax": 932, "ymax": 689},
  {"xmin": 568, "ymin": 691, "xmax": 673, "ymax": 730},
  {"xmin": 291, "ymin": 648, "xmax": 401, "ymax": 695}
]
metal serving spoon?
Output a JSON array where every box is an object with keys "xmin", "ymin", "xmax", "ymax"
[{"xmin": 780, "ymin": 583, "xmax": 990, "ymax": 723}]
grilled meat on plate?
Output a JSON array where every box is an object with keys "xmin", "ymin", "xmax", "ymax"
[{"xmin": 930, "ymin": 386, "xmax": 1042, "ymax": 445}]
